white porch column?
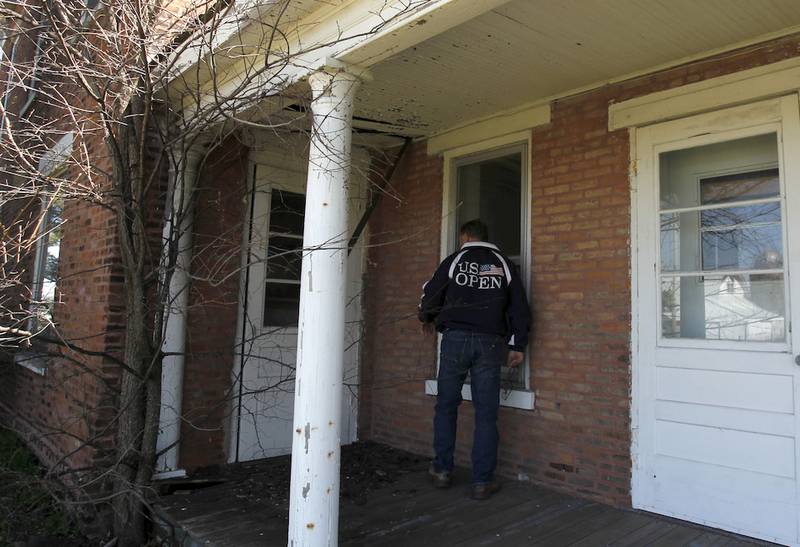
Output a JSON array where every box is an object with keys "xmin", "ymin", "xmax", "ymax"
[
  {"xmin": 288, "ymin": 64, "xmax": 362, "ymax": 546},
  {"xmin": 155, "ymin": 143, "xmax": 205, "ymax": 476}
]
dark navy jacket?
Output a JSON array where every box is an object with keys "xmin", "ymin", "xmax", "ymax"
[{"xmin": 418, "ymin": 242, "xmax": 531, "ymax": 352}]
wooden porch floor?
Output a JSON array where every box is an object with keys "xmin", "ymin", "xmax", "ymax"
[{"xmin": 154, "ymin": 447, "xmax": 776, "ymax": 547}]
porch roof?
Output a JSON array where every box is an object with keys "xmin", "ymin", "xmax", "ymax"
[
  {"xmin": 172, "ymin": 0, "xmax": 800, "ymax": 142},
  {"xmin": 353, "ymin": 0, "xmax": 800, "ymax": 138}
]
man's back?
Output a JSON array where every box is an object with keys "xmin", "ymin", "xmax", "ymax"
[{"xmin": 419, "ymin": 241, "xmax": 529, "ymax": 351}]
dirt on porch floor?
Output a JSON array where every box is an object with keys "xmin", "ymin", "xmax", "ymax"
[{"xmin": 153, "ymin": 441, "xmax": 777, "ymax": 547}]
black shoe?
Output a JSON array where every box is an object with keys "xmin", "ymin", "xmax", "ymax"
[
  {"xmin": 471, "ymin": 481, "xmax": 501, "ymax": 500},
  {"xmin": 428, "ymin": 463, "xmax": 452, "ymax": 489}
]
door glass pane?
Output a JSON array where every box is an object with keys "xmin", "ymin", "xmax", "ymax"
[
  {"xmin": 263, "ymin": 282, "xmax": 301, "ymax": 327},
  {"xmin": 660, "ymin": 134, "xmax": 778, "ymax": 209},
  {"xmin": 269, "ymin": 190, "xmax": 305, "ymax": 235},
  {"xmin": 266, "ymin": 236, "xmax": 303, "ymax": 279},
  {"xmin": 701, "ymin": 224, "xmax": 782, "ymax": 271},
  {"xmin": 700, "ymin": 169, "xmax": 780, "ymax": 204},
  {"xmin": 658, "ymin": 133, "xmax": 786, "ymax": 342},
  {"xmin": 661, "ymin": 274, "xmax": 785, "ymax": 342},
  {"xmin": 264, "ymin": 189, "xmax": 305, "ymax": 327}
]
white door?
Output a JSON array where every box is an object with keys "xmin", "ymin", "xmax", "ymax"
[
  {"xmin": 633, "ymin": 96, "xmax": 800, "ymax": 545},
  {"xmin": 230, "ymin": 159, "xmax": 365, "ymax": 462}
]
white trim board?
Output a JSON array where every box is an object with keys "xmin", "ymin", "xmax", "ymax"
[
  {"xmin": 428, "ymin": 103, "xmax": 550, "ymax": 155},
  {"xmin": 609, "ymin": 56, "xmax": 800, "ymax": 130}
]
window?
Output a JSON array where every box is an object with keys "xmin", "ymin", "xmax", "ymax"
[
  {"xmin": 658, "ymin": 133, "xmax": 786, "ymax": 343},
  {"xmin": 79, "ymin": 0, "xmax": 103, "ymax": 27},
  {"xmin": 263, "ymin": 189, "xmax": 305, "ymax": 327},
  {"xmin": 428, "ymin": 137, "xmax": 534, "ymax": 410},
  {"xmin": 16, "ymin": 133, "xmax": 72, "ymax": 374},
  {"xmin": 31, "ymin": 197, "xmax": 64, "ymax": 328}
]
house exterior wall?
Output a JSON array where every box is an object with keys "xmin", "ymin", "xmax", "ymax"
[
  {"xmin": 0, "ymin": 25, "xmax": 124, "ymax": 484},
  {"xmin": 359, "ymin": 33, "xmax": 800, "ymax": 507}
]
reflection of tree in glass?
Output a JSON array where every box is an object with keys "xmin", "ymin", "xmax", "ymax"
[
  {"xmin": 700, "ymin": 202, "xmax": 782, "ymax": 271},
  {"xmin": 700, "ymin": 169, "xmax": 779, "ymax": 204}
]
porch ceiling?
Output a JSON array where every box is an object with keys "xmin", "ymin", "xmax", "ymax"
[{"xmin": 354, "ymin": 0, "xmax": 800, "ymax": 136}]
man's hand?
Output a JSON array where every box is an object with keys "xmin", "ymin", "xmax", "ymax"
[
  {"xmin": 507, "ymin": 350, "xmax": 524, "ymax": 368},
  {"xmin": 422, "ymin": 322, "xmax": 436, "ymax": 336}
]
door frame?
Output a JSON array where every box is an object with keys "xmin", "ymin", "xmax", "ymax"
[
  {"xmin": 227, "ymin": 138, "xmax": 369, "ymax": 463},
  {"xmin": 629, "ymin": 95, "xmax": 800, "ymax": 542}
]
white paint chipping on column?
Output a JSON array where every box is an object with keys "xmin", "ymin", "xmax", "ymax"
[
  {"xmin": 155, "ymin": 144, "xmax": 205, "ymax": 475},
  {"xmin": 288, "ymin": 66, "xmax": 361, "ymax": 546}
]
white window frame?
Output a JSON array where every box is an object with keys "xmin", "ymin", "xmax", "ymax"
[
  {"xmin": 15, "ymin": 132, "xmax": 73, "ymax": 375},
  {"xmin": 424, "ymin": 130, "xmax": 535, "ymax": 410}
]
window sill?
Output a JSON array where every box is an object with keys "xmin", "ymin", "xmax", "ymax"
[
  {"xmin": 424, "ymin": 379, "xmax": 535, "ymax": 410},
  {"xmin": 14, "ymin": 351, "xmax": 47, "ymax": 376}
]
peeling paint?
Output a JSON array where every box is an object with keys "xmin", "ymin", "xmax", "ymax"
[
  {"xmin": 302, "ymin": 482, "xmax": 310, "ymax": 498},
  {"xmin": 304, "ymin": 422, "xmax": 311, "ymax": 453}
]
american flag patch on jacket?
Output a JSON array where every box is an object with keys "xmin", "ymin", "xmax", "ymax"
[{"xmin": 479, "ymin": 264, "xmax": 504, "ymax": 277}]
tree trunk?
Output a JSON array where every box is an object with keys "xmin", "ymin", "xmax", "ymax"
[{"xmin": 112, "ymin": 274, "xmax": 151, "ymax": 546}]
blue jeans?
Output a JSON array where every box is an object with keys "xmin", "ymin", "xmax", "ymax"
[{"xmin": 433, "ymin": 330, "xmax": 505, "ymax": 485}]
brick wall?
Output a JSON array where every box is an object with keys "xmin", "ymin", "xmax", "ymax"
[
  {"xmin": 360, "ymin": 34, "xmax": 800, "ymax": 507},
  {"xmin": 359, "ymin": 142, "xmax": 443, "ymax": 444},
  {"xmin": 0, "ymin": 144, "xmax": 125, "ymax": 531},
  {"xmin": 179, "ymin": 137, "xmax": 248, "ymax": 470}
]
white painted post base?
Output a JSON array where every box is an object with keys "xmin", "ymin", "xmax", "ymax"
[{"xmin": 287, "ymin": 66, "xmax": 362, "ymax": 547}]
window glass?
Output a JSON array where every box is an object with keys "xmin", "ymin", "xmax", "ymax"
[
  {"xmin": 263, "ymin": 190, "xmax": 305, "ymax": 327},
  {"xmin": 35, "ymin": 198, "xmax": 64, "ymax": 325},
  {"xmin": 658, "ymin": 134, "xmax": 786, "ymax": 342},
  {"xmin": 456, "ymin": 152, "xmax": 522, "ymax": 265}
]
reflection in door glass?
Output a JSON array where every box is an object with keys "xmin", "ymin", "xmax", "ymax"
[
  {"xmin": 661, "ymin": 274, "xmax": 785, "ymax": 342},
  {"xmin": 658, "ymin": 134, "xmax": 786, "ymax": 342}
]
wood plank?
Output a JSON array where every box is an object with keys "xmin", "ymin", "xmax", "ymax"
[
  {"xmin": 567, "ymin": 510, "xmax": 654, "ymax": 547},
  {"xmin": 435, "ymin": 490, "xmax": 569, "ymax": 545},
  {"xmin": 373, "ymin": 485, "xmax": 564, "ymax": 546},
  {"xmin": 471, "ymin": 502, "xmax": 604, "ymax": 545},
  {"xmin": 687, "ymin": 533, "xmax": 736, "ymax": 547},
  {"xmin": 607, "ymin": 520, "xmax": 676, "ymax": 547},
  {"xmin": 528, "ymin": 504, "xmax": 631, "ymax": 547},
  {"xmin": 341, "ymin": 482, "xmax": 460, "ymax": 541},
  {"xmin": 646, "ymin": 525, "xmax": 706, "ymax": 547}
]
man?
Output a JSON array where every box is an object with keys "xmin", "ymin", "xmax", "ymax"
[{"xmin": 419, "ymin": 219, "xmax": 530, "ymax": 500}]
